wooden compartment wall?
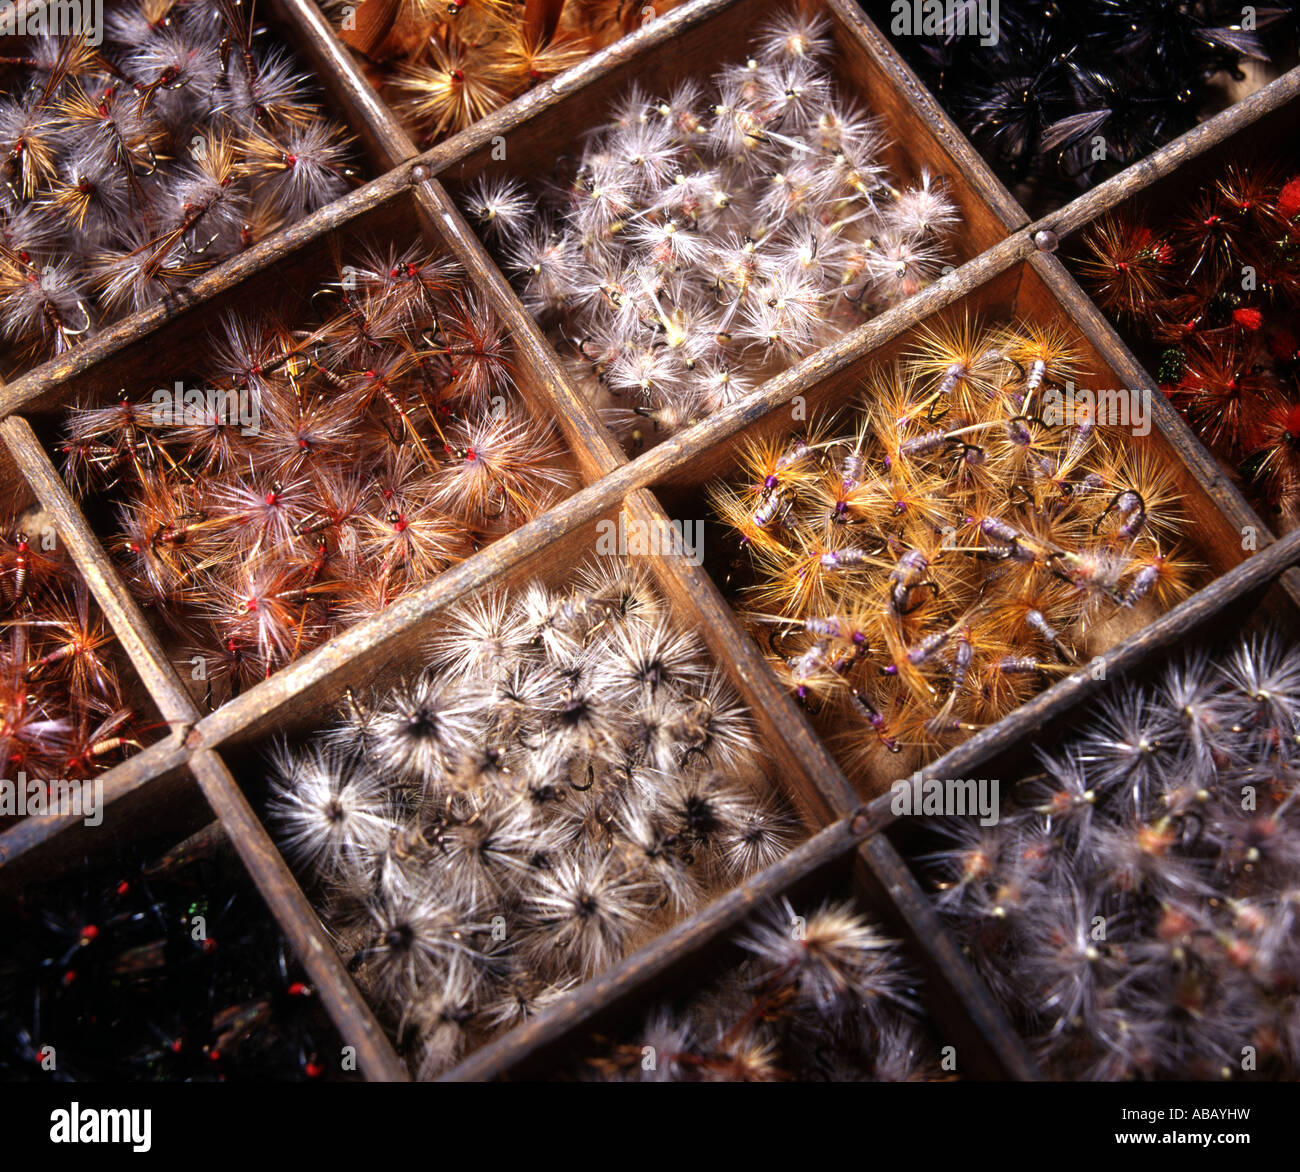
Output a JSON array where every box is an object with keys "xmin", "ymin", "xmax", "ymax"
[
  {"xmin": 644, "ymin": 254, "xmax": 1272, "ymax": 798},
  {"xmin": 884, "ymin": 557, "xmax": 1300, "ymax": 1074},
  {"xmin": 473, "ymin": 846, "xmax": 987, "ymax": 1081},
  {"xmin": 1055, "ymin": 93, "xmax": 1300, "ymax": 534},
  {"xmin": 0, "ymin": 788, "xmax": 360, "ymax": 1079},
  {"xmin": 0, "ymin": 0, "xmax": 408, "ymax": 387},
  {"xmin": 433, "ymin": 0, "xmax": 1025, "ymax": 261},
  {"xmin": 858, "ymin": 0, "xmax": 1300, "ymax": 217},
  {"xmin": 1, "ymin": 0, "xmax": 1298, "ymax": 1081}
]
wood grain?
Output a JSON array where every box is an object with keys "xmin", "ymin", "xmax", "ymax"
[
  {"xmin": 441, "ymin": 810, "xmax": 883, "ymax": 1081},
  {"xmin": 0, "ymin": 0, "xmax": 1296, "ymax": 1084}
]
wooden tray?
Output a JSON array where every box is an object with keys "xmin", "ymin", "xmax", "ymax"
[{"xmin": 3, "ymin": 0, "xmax": 1299, "ymax": 1081}]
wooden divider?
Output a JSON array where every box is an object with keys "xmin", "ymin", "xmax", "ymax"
[{"xmin": 1, "ymin": 0, "xmax": 1297, "ymax": 1081}]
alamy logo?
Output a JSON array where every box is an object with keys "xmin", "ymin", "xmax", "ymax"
[
  {"xmin": 151, "ymin": 381, "xmax": 261, "ymax": 436},
  {"xmin": 50, "ymin": 1103, "xmax": 151, "ymax": 1152},
  {"xmin": 594, "ymin": 515, "xmax": 703, "ymax": 565},
  {"xmin": 0, "ymin": 774, "xmax": 102, "ymax": 826},
  {"xmin": 890, "ymin": 0, "xmax": 1000, "ymax": 47},
  {"xmin": 0, "ymin": 0, "xmax": 104, "ymax": 46},
  {"xmin": 890, "ymin": 770, "xmax": 1000, "ymax": 826},
  {"xmin": 1039, "ymin": 382, "xmax": 1152, "ymax": 437}
]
